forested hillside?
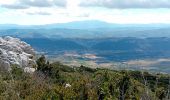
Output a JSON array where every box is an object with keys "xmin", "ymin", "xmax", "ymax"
[
  {"xmin": 0, "ymin": 56, "xmax": 170, "ymax": 100},
  {"xmin": 22, "ymin": 37, "xmax": 170, "ymax": 61}
]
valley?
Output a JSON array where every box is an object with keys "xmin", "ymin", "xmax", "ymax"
[
  {"xmin": 1, "ymin": 1, "xmax": 170, "ymax": 99},
  {"xmin": 20, "ymin": 37, "xmax": 170, "ymax": 73},
  {"xmin": 1, "ymin": 21, "xmax": 170, "ymax": 73}
]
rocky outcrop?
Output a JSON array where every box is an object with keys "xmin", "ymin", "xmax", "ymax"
[{"xmin": 0, "ymin": 36, "xmax": 36, "ymax": 71}]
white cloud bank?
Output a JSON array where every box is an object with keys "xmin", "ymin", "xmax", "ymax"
[
  {"xmin": 1, "ymin": 0, "xmax": 170, "ymax": 9},
  {"xmin": 0, "ymin": 0, "xmax": 66, "ymax": 9},
  {"xmin": 80, "ymin": 0, "xmax": 170, "ymax": 8},
  {"xmin": 0, "ymin": 0, "xmax": 170, "ymax": 25}
]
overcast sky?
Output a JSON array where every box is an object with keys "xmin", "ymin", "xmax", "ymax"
[{"xmin": 0, "ymin": 0, "xmax": 170, "ymax": 25}]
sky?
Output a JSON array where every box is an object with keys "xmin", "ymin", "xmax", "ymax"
[{"xmin": 0, "ymin": 0, "xmax": 170, "ymax": 25}]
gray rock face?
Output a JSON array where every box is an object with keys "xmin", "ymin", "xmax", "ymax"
[{"xmin": 0, "ymin": 36, "xmax": 36, "ymax": 70}]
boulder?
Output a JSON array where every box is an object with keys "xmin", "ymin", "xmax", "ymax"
[{"xmin": 0, "ymin": 36, "xmax": 36, "ymax": 71}]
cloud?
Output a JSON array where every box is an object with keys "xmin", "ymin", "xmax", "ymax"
[
  {"xmin": 26, "ymin": 11, "xmax": 51, "ymax": 15},
  {"xmin": 0, "ymin": 0, "xmax": 67, "ymax": 9},
  {"xmin": 1, "ymin": 4, "xmax": 28, "ymax": 9},
  {"xmin": 80, "ymin": 0, "xmax": 170, "ymax": 9},
  {"xmin": 78, "ymin": 13, "xmax": 90, "ymax": 17},
  {"xmin": 53, "ymin": 0, "xmax": 67, "ymax": 7},
  {"xmin": 19, "ymin": 0, "xmax": 52, "ymax": 7}
]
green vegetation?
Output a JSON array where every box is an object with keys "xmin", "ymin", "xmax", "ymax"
[{"xmin": 0, "ymin": 56, "xmax": 170, "ymax": 100}]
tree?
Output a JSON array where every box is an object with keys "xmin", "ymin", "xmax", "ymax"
[{"xmin": 36, "ymin": 55, "xmax": 46, "ymax": 71}]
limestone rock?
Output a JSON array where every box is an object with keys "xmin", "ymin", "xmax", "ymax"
[{"xmin": 0, "ymin": 36, "xmax": 36, "ymax": 70}]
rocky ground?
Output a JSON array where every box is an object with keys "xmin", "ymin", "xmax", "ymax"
[{"xmin": 0, "ymin": 36, "xmax": 36, "ymax": 71}]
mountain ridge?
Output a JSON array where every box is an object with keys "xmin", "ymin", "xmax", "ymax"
[{"xmin": 1, "ymin": 20, "xmax": 170, "ymax": 30}]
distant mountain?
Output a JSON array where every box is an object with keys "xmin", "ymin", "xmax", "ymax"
[
  {"xmin": 0, "ymin": 24, "xmax": 41, "ymax": 29},
  {"xmin": 44, "ymin": 20, "xmax": 116, "ymax": 29},
  {"xmin": 1, "ymin": 20, "xmax": 170, "ymax": 30},
  {"xmin": 1, "ymin": 27, "xmax": 170, "ymax": 38},
  {"xmin": 0, "ymin": 20, "xmax": 114, "ymax": 29},
  {"xmin": 1, "ymin": 20, "xmax": 170, "ymax": 38}
]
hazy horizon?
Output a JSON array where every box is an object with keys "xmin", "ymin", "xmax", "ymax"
[{"xmin": 1, "ymin": 0, "xmax": 170, "ymax": 25}]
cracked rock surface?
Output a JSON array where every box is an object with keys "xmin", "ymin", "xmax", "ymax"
[{"xmin": 0, "ymin": 36, "xmax": 36, "ymax": 70}]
